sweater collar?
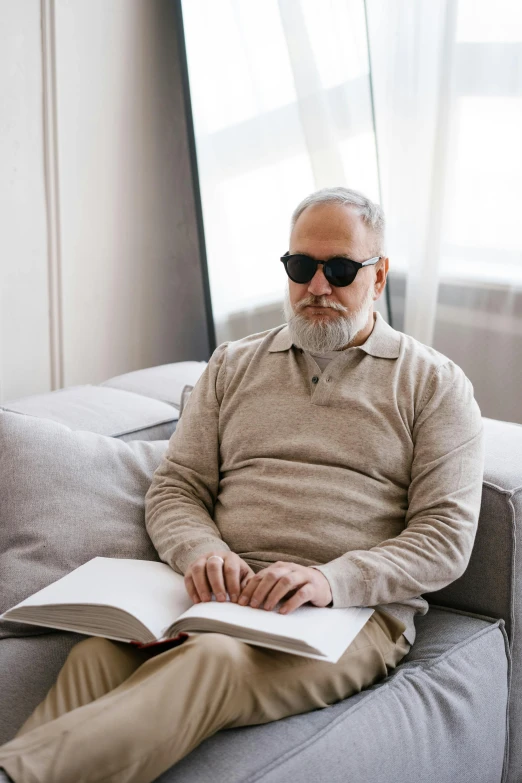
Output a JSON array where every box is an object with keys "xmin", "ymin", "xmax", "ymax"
[{"xmin": 268, "ymin": 310, "xmax": 401, "ymax": 359}]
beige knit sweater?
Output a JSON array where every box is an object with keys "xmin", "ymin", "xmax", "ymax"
[{"xmin": 144, "ymin": 311, "xmax": 485, "ymax": 646}]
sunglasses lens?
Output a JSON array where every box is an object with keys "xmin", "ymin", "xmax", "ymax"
[
  {"xmin": 325, "ymin": 258, "xmax": 357, "ymax": 286},
  {"xmin": 283, "ymin": 255, "xmax": 358, "ymax": 286},
  {"xmin": 285, "ymin": 255, "xmax": 318, "ymax": 283}
]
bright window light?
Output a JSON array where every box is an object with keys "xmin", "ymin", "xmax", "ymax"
[
  {"xmin": 207, "ymin": 155, "xmax": 315, "ymax": 321},
  {"xmin": 182, "ymin": 0, "xmax": 377, "ymax": 330},
  {"xmin": 181, "ymin": 0, "xmax": 296, "ymax": 135},
  {"xmin": 301, "ymin": 0, "xmax": 369, "ymax": 88},
  {"xmin": 339, "ymin": 132, "xmax": 380, "ymax": 203},
  {"xmin": 456, "ymin": 0, "xmax": 522, "ymax": 42},
  {"xmin": 445, "ymin": 97, "xmax": 522, "ymax": 252}
]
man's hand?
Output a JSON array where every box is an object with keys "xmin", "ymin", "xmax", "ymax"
[
  {"xmin": 237, "ymin": 561, "xmax": 333, "ymax": 614},
  {"xmin": 185, "ymin": 551, "xmax": 255, "ymax": 604}
]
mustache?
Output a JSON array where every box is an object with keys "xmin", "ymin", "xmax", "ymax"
[{"xmin": 294, "ymin": 295, "xmax": 349, "ymax": 313}]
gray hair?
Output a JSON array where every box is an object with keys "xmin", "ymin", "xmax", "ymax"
[{"xmin": 289, "ymin": 186, "xmax": 386, "ymax": 255}]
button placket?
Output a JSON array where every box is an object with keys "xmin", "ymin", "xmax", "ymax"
[
  {"xmin": 317, "ymin": 360, "xmax": 344, "ymax": 404},
  {"xmin": 305, "ymin": 349, "xmax": 359, "ymax": 404},
  {"xmin": 317, "ymin": 373, "xmax": 335, "ymax": 405},
  {"xmin": 310, "ymin": 373, "xmax": 324, "ymax": 402},
  {"xmin": 308, "ymin": 369, "xmax": 333, "ymax": 405},
  {"xmin": 302, "ymin": 352, "xmax": 323, "ymax": 397}
]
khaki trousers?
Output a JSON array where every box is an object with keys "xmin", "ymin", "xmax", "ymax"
[{"xmin": 0, "ymin": 608, "xmax": 410, "ymax": 783}]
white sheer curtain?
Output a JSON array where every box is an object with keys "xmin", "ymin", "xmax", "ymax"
[
  {"xmin": 182, "ymin": 0, "xmax": 522, "ymax": 423},
  {"xmin": 367, "ymin": 0, "xmax": 522, "ymax": 422},
  {"xmin": 181, "ymin": 0, "xmax": 382, "ymax": 344},
  {"xmin": 366, "ymin": 0, "xmax": 457, "ymax": 346}
]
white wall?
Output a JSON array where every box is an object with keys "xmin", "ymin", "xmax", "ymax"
[
  {"xmin": 0, "ymin": 0, "xmax": 210, "ymax": 403},
  {"xmin": 0, "ymin": 0, "xmax": 52, "ymax": 401}
]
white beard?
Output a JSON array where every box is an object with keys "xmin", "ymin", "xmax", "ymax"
[{"xmin": 283, "ymin": 284, "xmax": 375, "ymax": 353}]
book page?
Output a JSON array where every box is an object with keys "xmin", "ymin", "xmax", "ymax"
[
  {"xmin": 172, "ymin": 596, "xmax": 374, "ymax": 655},
  {"xmin": 7, "ymin": 557, "xmax": 192, "ymax": 640},
  {"xmin": 181, "ymin": 606, "xmax": 373, "ymax": 663}
]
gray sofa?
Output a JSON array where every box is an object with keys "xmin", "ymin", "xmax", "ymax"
[{"xmin": 0, "ymin": 361, "xmax": 519, "ymax": 783}]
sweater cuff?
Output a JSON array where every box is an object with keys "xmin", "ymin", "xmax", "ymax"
[
  {"xmin": 174, "ymin": 540, "xmax": 232, "ymax": 574},
  {"xmin": 310, "ymin": 557, "xmax": 367, "ymax": 608}
]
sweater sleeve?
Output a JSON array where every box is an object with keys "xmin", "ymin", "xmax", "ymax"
[
  {"xmin": 310, "ymin": 361, "xmax": 485, "ymax": 608},
  {"xmin": 144, "ymin": 342, "xmax": 232, "ymax": 574}
]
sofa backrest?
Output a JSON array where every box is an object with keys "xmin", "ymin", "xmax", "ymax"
[{"xmin": 1, "ymin": 384, "xmax": 179, "ymax": 442}]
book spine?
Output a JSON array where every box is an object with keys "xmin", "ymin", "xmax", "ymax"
[{"xmin": 129, "ymin": 633, "xmax": 190, "ymax": 651}]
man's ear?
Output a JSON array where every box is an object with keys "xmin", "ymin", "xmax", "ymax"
[{"xmin": 375, "ymin": 256, "xmax": 389, "ymax": 294}]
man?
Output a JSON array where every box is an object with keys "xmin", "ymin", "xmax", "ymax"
[{"xmin": 0, "ymin": 186, "xmax": 485, "ymax": 783}]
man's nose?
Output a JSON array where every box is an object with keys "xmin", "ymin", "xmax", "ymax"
[{"xmin": 308, "ymin": 264, "xmax": 332, "ymax": 296}]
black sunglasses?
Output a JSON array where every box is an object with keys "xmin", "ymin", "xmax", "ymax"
[{"xmin": 280, "ymin": 252, "xmax": 381, "ymax": 287}]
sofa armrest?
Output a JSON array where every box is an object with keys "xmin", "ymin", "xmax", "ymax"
[
  {"xmin": 424, "ymin": 416, "xmax": 522, "ymax": 646},
  {"xmin": 100, "ymin": 361, "xmax": 207, "ymax": 409}
]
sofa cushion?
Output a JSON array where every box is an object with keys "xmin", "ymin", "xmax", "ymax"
[
  {"xmin": 0, "ymin": 409, "xmax": 169, "ymax": 639},
  {"xmin": 0, "ymin": 608, "xmax": 509, "ymax": 782},
  {"xmin": 1, "ymin": 385, "xmax": 178, "ymax": 441},
  {"xmin": 101, "ymin": 362, "xmax": 207, "ymax": 409},
  {"xmin": 161, "ymin": 608, "xmax": 509, "ymax": 783}
]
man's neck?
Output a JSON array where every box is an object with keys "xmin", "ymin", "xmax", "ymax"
[{"xmin": 340, "ymin": 310, "xmax": 376, "ymax": 350}]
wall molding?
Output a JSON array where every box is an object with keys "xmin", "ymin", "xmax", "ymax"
[{"xmin": 41, "ymin": 0, "xmax": 64, "ymax": 389}]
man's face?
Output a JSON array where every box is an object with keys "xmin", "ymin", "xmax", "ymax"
[{"xmin": 283, "ymin": 202, "xmax": 386, "ymax": 352}]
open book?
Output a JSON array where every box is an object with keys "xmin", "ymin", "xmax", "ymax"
[{"xmin": 1, "ymin": 557, "xmax": 374, "ymax": 664}]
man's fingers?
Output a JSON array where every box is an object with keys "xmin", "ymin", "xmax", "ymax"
[
  {"xmin": 223, "ymin": 560, "xmax": 241, "ymax": 602},
  {"xmin": 236, "ymin": 563, "xmax": 312, "ymax": 612},
  {"xmin": 248, "ymin": 570, "xmax": 288, "ymax": 608},
  {"xmin": 238, "ymin": 568, "xmax": 289, "ymax": 607},
  {"xmin": 188, "ymin": 559, "xmax": 213, "ymax": 601},
  {"xmin": 185, "ymin": 555, "xmax": 255, "ymax": 604},
  {"xmin": 240, "ymin": 573, "xmax": 253, "ymax": 591},
  {"xmin": 277, "ymin": 584, "xmax": 312, "ymax": 614},
  {"xmin": 184, "ymin": 574, "xmax": 201, "ymax": 604},
  {"xmin": 263, "ymin": 578, "xmax": 304, "ymax": 611},
  {"xmin": 237, "ymin": 572, "xmax": 262, "ymax": 604},
  {"xmin": 205, "ymin": 557, "xmax": 228, "ymax": 601}
]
